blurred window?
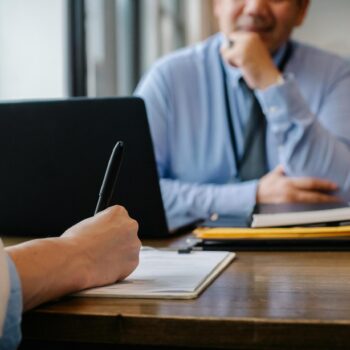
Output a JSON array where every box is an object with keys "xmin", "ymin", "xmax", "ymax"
[{"xmin": 0, "ymin": 0, "xmax": 68, "ymax": 100}]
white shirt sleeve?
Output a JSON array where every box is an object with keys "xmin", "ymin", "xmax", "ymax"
[{"xmin": 0, "ymin": 239, "xmax": 10, "ymax": 336}]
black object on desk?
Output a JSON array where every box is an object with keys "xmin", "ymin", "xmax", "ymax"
[
  {"xmin": 0, "ymin": 98, "xmax": 197, "ymax": 238},
  {"xmin": 195, "ymin": 238, "xmax": 350, "ymax": 252}
]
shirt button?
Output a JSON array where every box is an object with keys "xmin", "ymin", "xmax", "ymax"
[{"xmin": 269, "ymin": 106, "xmax": 279, "ymax": 114}]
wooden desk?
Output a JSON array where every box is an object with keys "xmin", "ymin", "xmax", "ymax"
[{"xmin": 11, "ymin": 235, "xmax": 350, "ymax": 350}]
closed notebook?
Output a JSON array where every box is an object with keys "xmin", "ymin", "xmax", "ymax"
[
  {"xmin": 203, "ymin": 203, "xmax": 350, "ymax": 229},
  {"xmin": 252, "ymin": 203, "xmax": 350, "ymax": 228}
]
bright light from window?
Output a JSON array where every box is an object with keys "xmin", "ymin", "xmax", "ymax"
[{"xmin": 0, "ymin": 0, "xmax": 68, "ymax": 100}]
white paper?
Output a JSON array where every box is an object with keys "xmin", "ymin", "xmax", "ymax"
[{"xmin": 77, "ymin": 249, "xmax": 235, "ymax": 299}]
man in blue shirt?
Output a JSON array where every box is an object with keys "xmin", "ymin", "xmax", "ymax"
[
  {"xmin": 136, "ymin": 0, "xmax": 350, "ymax": 218},
  {"xmin": 0, "ymin": 206, "xmax": 140, "ymax": 349}
]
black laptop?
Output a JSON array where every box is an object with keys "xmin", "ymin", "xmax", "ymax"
[{"xmin": 0, "ymin": 97, "xmax": 198, "ymax": 237}]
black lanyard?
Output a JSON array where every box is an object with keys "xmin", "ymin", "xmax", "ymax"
[{"xmin": 221, "ymin": 41, "xmax": 294, "ymax": 171}]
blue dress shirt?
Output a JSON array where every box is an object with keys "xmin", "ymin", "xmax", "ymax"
[
  {"xmin": 135, "ymin": 33, "xmax": 350, "ymax": 217},
  {"xmin": 0, "ymin": 256, "xmax": 22, "ymax": 350}
]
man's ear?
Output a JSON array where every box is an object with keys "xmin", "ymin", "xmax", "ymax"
[{"xmin": 295, "ymin": 0, "xmax": 310, "ymax": 27}]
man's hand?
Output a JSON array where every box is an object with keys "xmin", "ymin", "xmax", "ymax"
[
  {"xmin": 221, "ymin": 32, "xmax": 281, "ymax": 90},
  {"xmin": 62, "ymin": 205, "xmax": 141, "ymax": 288},
  {"xmin": 257, "ymin": 166, "xmax": 340, "ymax": 204}
]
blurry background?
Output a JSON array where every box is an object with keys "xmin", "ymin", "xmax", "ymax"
[{"xmin": 1, "ymin": 0, "xmax": 349, "ymax": 100}]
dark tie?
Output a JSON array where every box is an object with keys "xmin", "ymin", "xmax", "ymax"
[
  {"xmin": 222, "ymin": 42, "xmax": 293, "ymax": 182},
  {"xmin": 237, "ymin": 78, "xmax": 267, "ymax": 181}
]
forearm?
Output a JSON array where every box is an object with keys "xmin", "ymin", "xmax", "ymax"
[
  {"xmin": 258, "ymin": 79, "xmax": 350, "ymax": 194},
  {"xmin": 282, "ymin": 120, "xmax": 350, "ymax": 192},
  {"xmin": 161, "ymin": 178, "xmax": 258, "ymax": 217},
  {"xmin": 6, "ymin": 237, "xmax": 88, "ymax": 311}
]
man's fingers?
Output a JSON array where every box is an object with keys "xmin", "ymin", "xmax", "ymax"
[
  {"xmin": 273, "ymin": 165, "xmax": 285, "ymax": 176},
  {"xmin": 293, "ymin": 190, "xmax": 341, "ymax": 203},
  {"xmin": 220, "ymin": 46, "xmax": 237, "ymax": 67},
  {"xmin": 291, "ymin": 177, "xmax": 338, "ymax": 191}
]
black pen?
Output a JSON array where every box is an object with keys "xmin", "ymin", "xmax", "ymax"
[{"xmin": 95, "ymin": 141, "xmax": 125, "ymax": 214}]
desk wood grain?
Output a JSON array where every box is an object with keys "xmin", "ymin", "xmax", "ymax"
[{"xmin": 19, "ymin": 234, "xmax": 350, "ymax": 349}]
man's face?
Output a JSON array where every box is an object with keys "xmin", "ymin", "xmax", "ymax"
[{"xmin": 214, "ymin": 0, "xmax": 310, "ymax": 53}]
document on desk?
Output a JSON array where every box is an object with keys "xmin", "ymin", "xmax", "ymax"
[
  {"xmin": 194, "ymin": 225, "xmax": 350, "ymax": 240},
  {"xmin": 75, "ymin": 249, "xmax": 235, "ymax": 299}
]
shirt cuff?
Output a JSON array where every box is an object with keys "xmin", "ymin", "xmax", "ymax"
[
  {"xmin": 212, "ymin": 180, "xmax": 258, "ymax": 216},
  {"xmin": 256, "ymin": 76, "xmax": 311, "ymax": 136},
  {"xmin": 0, "ymin": 255, "xmax": 23, "ymax": 349}
]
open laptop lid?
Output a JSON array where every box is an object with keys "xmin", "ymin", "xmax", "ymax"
[{"xmin": 0, "ymin": 97, "xmax": 185, "ymax": 237}]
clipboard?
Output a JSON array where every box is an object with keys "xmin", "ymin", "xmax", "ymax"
[{"xmin": 75, "ymin": 249, "xmax": 235, "ymax": 299}]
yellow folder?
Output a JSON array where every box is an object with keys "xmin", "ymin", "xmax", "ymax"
[{"xmin": 194, "ymin": 225, "xmax": 350, "ymax": 240}]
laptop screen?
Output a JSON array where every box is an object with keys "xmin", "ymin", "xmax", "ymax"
[{"xmin": 0, "ymin": 97, "xmax": 170, "ymax": 237}]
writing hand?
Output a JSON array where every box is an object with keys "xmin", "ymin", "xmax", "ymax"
[{"xmin": 63, "ymin": 205, "xmax": 141, "ymax": 286}]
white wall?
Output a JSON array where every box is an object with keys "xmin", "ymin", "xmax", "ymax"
[
  {"xmin": 293, "ymin": 0, "xmax": 350, "ymax": 58},
  {"xmin": 0, "ymin": 0, "xmax": 67, "ymax": 100}
]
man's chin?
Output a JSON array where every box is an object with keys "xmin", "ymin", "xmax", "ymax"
[
  {"xmin": 240, "ymin": 26, "xmax": 272, "ymax": 33},
  {"xmin": 239, "ymin": 30, "xmax": 275, "ymax": 50}
]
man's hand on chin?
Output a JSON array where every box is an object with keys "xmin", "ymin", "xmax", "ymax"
[{"xmin": 221, "ymin": 32, "xmax": 283, "ymax": 90}]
